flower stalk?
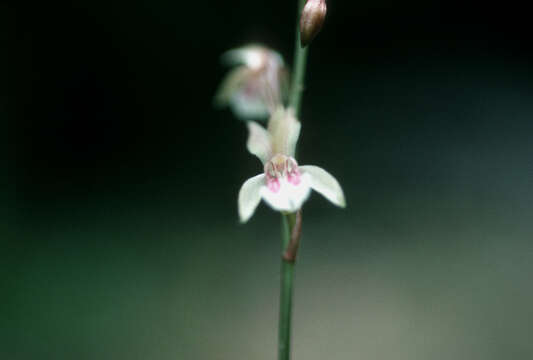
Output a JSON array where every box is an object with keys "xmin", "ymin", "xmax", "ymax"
[{"xmin": 279, "ymin": 0, "xmax": 311, "ymax": 358}]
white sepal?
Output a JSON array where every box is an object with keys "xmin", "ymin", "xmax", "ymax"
[
  {"xmin": 300, "ymin": 165, "xmax": 346, "ymax": 207},
  {"xmin": 268, "ymin": 107, "xmax": 301, "ymax": 156},
  {"xmin": 284, "ymin": 108, "xmax": 301, "ymax": 158},
  {"xmin": 246, "ymin": 122, "xmax": 272, "ymax": 164},
  {"xmin": 238, "ymin": 174, "xmax": 266, "ymax": 223}
]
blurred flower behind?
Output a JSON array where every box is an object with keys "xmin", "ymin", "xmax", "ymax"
[{"xmin": 214, "ymin": 44, "xmax": 288, "ymax": 121}]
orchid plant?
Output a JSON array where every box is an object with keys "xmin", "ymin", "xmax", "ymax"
[{"xmin": 216, "ymin": 1, "xmax": 336, "ymax": 359}]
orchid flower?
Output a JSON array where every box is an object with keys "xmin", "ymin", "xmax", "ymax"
[
  {"xmin": 238, "ymin": 107, "xmax": 345, "ymax": 222},
  {"xmin": 214, "ymin": 44, "xmax": 287, "ymax": 121}
]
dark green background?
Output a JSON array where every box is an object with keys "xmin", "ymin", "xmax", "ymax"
[{"xmin": 5, "ymin": 0, "xmax": 533, "ymax": 359}]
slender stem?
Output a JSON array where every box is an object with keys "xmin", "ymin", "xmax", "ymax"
[
  {"xmin": 288, "ymin": 0, "xmax": 309, "ymax": 118},
  {"xmin": 278, "ymin": 1, "xmax": 310, "ymax": 359},
  {"xmin": 279, "ymin": 213, "xmax": 297, "ymax": 360}
]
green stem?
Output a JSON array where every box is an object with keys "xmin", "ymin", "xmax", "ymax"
[
  {"xmin": 279, "ymin": 213, "xmax": 297, "ymax": 360},
  {"xmin": 288, "ymin": 0, "xmax": 309, "ymax": 118},
  {"xmin": 279, "ymin": 1, "xmax": 310, "ymax": 359}
]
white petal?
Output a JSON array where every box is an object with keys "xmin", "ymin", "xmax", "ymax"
[
  {"xmin": 246, "ymin": 122, "xmax": 272, "ymax": 164},
  {"xmin": 259, "ymin": 174, "xmax": 311, "ymax": 213},
  {"xmin": 267, "ymin": 107, "xmax": 301, "ymax": 156},
  {"xmin": 300, "ymin": 165, "xmax": 346, "ymax": 207},
  {"xmin": 238, "ymin": 174, "xmax": 266, "ymax": 223}
]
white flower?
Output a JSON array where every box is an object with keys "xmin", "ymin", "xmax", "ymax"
[
  {"xmin": 214, "ymin": 44, "xmax": 287, "ymax": 121},
  {"xmin": 238, "ymin": 107, "xmax": 346, "ymax": 222}
]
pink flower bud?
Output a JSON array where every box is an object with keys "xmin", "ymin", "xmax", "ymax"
[{"xmin": 299, "ymin": 0, "xmax": 327, "ymax": 47}]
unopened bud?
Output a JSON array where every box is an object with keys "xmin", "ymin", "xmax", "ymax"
[{"xmin": 299, "ymin": 0, "xmax": 327, "ymax": 47}]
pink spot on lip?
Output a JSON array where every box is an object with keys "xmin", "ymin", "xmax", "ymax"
[
  {"xmin": 288, "ymin": 173, "xmax": 301, "ymax": 186},
  {"xmin": 267, "ymin": 177, "xmax": 281, "ymax": 193}
]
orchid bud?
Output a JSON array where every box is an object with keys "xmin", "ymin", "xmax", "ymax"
[{"xmin": 299, "ymin": 0, "xmax": 327, "ymax": 47}]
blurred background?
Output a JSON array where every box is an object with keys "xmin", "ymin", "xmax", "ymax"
[{"xmin": 5, "ymin": 0, "xmax": 533, "ymax": 359}]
